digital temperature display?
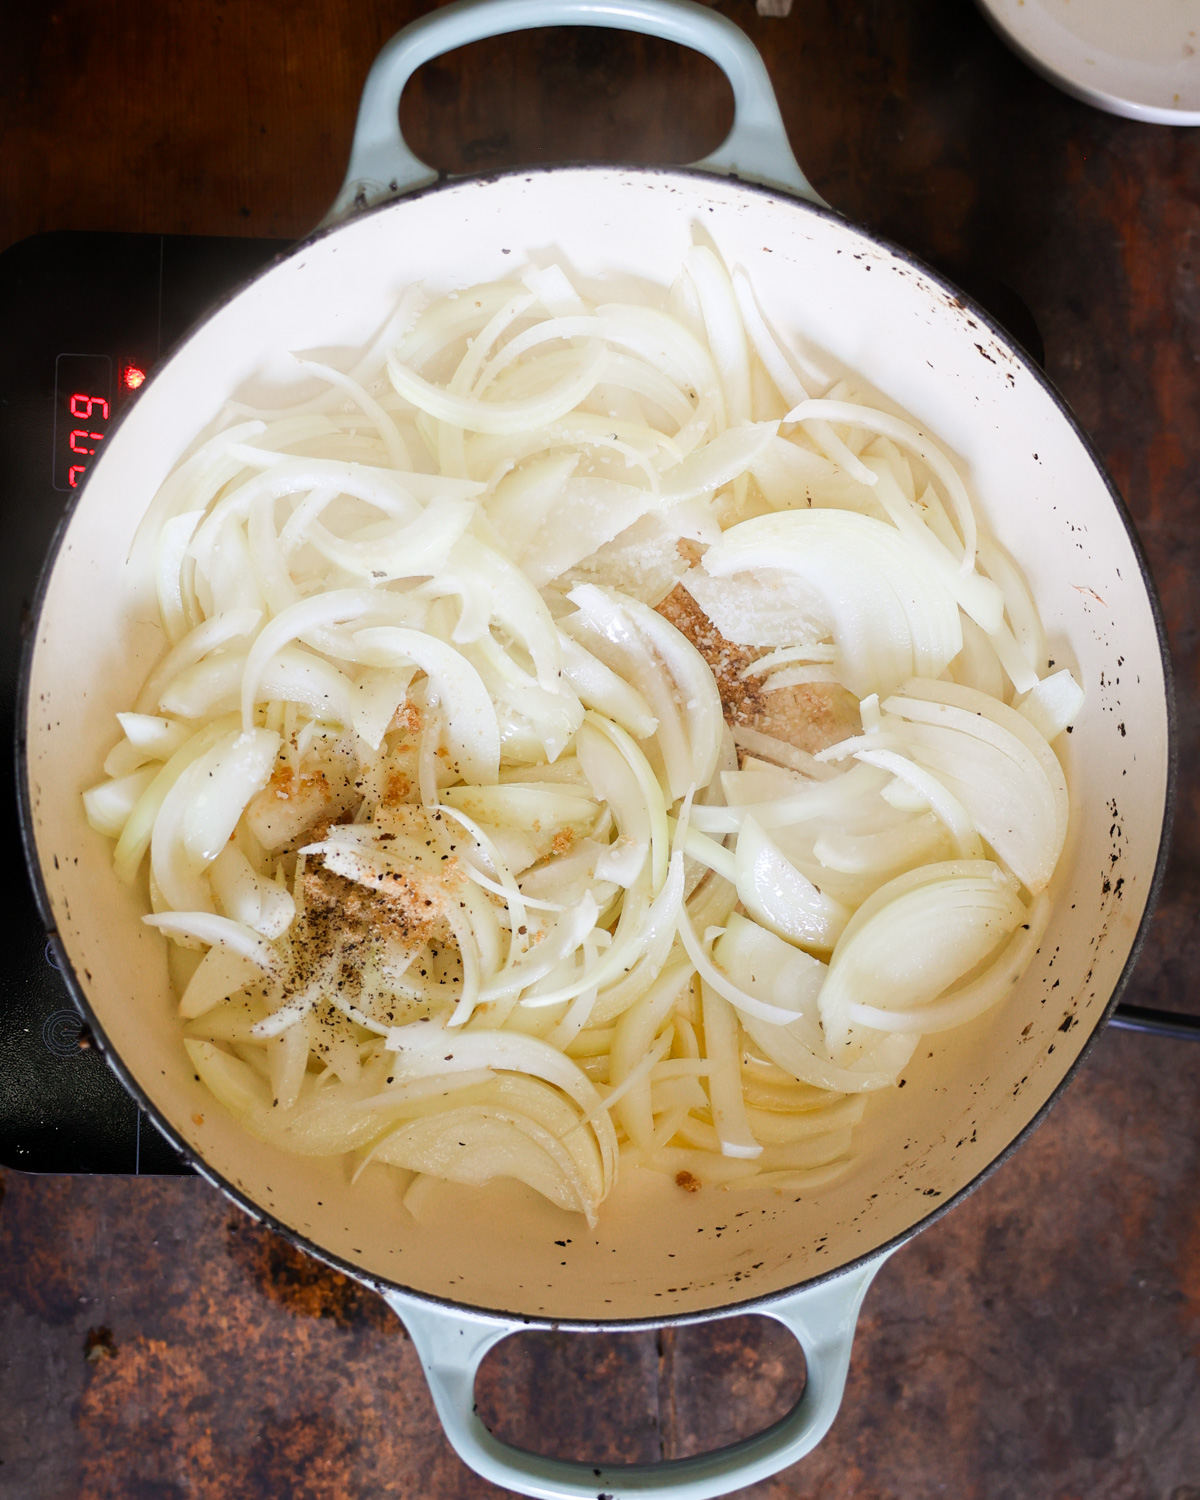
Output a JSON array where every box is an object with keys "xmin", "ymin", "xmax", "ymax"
[{"xmin": 53, "ymin": 353, "xmax": 112, "ymax": 491}]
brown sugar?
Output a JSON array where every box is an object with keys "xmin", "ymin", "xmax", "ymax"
[
  {"xmin": 266, "ymin": 762, "xmax": 330, "ymax": 803},
  {"xmin": 391, "ymin": 698, "xmax": 423, "ymax": 737},
  {"xmin": 384, "ymin": 769, "xmax": 412, "ymax": 804},
  {"xmin": 655, "ymin": 583, "xmax": 859, "ymax": 757}
]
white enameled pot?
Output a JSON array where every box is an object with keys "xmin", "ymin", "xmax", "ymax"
[{"xmin": 18, "ymin": 2, "xmax": 1173, "ymax": 1496}]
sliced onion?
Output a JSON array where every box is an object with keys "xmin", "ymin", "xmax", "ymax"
[
  {"xmin": 162, "ymin": 644, "xmax": 356, "ymax": 727},
  {"xmin": 951, "ymin": 612, "xmax": 1007, "ymax": 701},
  {"xmin": 593, "ymin": 303, "xmax": 720, "ymax": 398},
  {"xmin": 177, "ymin": 527, "xmax": 250, "ymax": 636},
  {"xmin": 884, "ymin": 679, "xmax": 1068, "ymax": 891},
  {"xmin": 578, "ymin": 1026, "xmax": 674, "ymax": 1133},
  {"xmin": 744, "ymin": 1095, "xmax": 866, "ymax": 1143},
  {"xmin": 576, "ymin": 720, "xmax": 652, "ymax": 890},
  {"xmin": 180, "ymin": 728, "xmax": 281, "ymax": 865},
  {"xmin": 520, "ymin": 855, "xmax": 684, "ymax": 1011},
  {"xmin": 730, "ymin": 266, "xmax": 810, "ymax": 407},
  {"xmin": 192, "ymin": 457, "xmax": 423, "ymax": 562},
  {"xmin": 785, "ymin": 398, "xmax": 978, "ymax": 571},
  {"xmin": 558, "ymin": 632, "xmax": 657, "ymax": 740},
  {"xmin": 1018, "ymin": 668, "xmax": 1084, "ymax": 743},
  {"xmin": 581, "ymin": 711, "xmax": 670, "ymax": 892},
  {"xmin": 711, "ymin": 914, "xmax": 913, "ymax": 1091},
  {"xmin": 388, "ymin": 339, "xmax": 606, "ymax": 434},
  {"xmin": 748, "ymin": 436, "xmax": 863, "ymax": 513},
  {"xmin": 742, "ymin": 644, "xmax": 837, "ymax": 677},
  {"xmin": 99, "ymin": 246, "xmax": 1076, "ymax": 1227},
  {"xmin": 518, "ymin": 477, "xmax": 660, "ymax": 587},
  {"xmin": 609, "ymin": 959, "xmax": 693, "ymax": 1153},
  {"xmin": 841, "ymin": 746, "xmax": 983, "ymax": 861},
  {"xmin": 303, "ymin": 497, "xmax": 474, "ymax": 583},
  {"xmin": 209, "ymin": 842, "xmax": 295, "ymax": 939},
  {"xmin": 700, "ymin": 980, "xmax": 761, "ymax": 1158},
  {"xmin": 112, "ymin": 714, "xmax": 241, "ymax": 884},
  {"xmin": 523, "ymin": 263, "xmax": 590, "ymax": 318},
  {"xmin": 463, "ymin": 634, "xmax": 582, "ymax": 764},
  {"xmin": 812, "ymin": 812, "xmax": 949, "ymax": 877},
  {"xmin": 130, "ymin": 421, "xmax": 265, "ymax": 568},
  {"xmin": 677, "ymin": 823, "xmax": 737, "ymax": 884},
  {"xmin": 440, "ymin": 782, "xmax": 599, "ymax": 833},
  {"xmin": 846, "ymin": 891, "xmax": 1050, "ymax": 1035},
  {"xmin": 240, "ymin": 592, "xmax": 376, "ymax": 727},
  {"xmin": 353, "ymin": 626, "xmax": 500, "ymax": 785},
  {"xmin": 105, "ymin": 714, "xmax": 192, "ymax": 777},
  {"xmin": 485, "ymin": 452, "xmax": 580, "ymax": 558},
  {"xmin": 694, "ymin": 760, "xmax": 887, "ymax": 836},
  {"xmin": 179, "ymin": 943, "xmax": 267, "ymax": 1020},
  {"xmin": 394, "ymin": 281, "xmax": 523, "ymax": 371},
  {"xmin": 144, "ymin": 910, "xmax": 279, "ymax": 970},
  {"xmin": 84, "ymin": 766, "xmax": 158, "ymax": 839},
  {"xmin": 677, "ymin": 901, "xmax": 801, "ymax": 1028},
  {"xmin": 294, "ymin": 356, "xmax": 411, "ymax": 469},
  {"xmin": 731, "ymin": 725, "xmax": 840, "ymax": 781},
  {"xmin": 480, "ymin": 896, "xmax": 601, "ymax": 1006},
  {"xmin": 977, "ymin": 533, "xmax": 1047, "ymax": 673},
  {"xmin": 702, "ymin": 509, "xmax": 962, "ymax": 697},
  {"xmin": 423, "ymin": 534, "xmax": 563, "ymax": 692},
  {"xmin": 734, "ymin": 815, "xmax": 850, "ymax": 950},
  {"xmin": 565, "ymin": 584, "xmax": 723, "ymax": 799},
  {"xmin": 863, "ymin": 456, "xmax": 1003, "ymax": 632},
  {"xmin": 383, "ymin": 1022, "xmax": 616, "ymax": 1192},
  {"xmin": 150, "ymin": 763, "xmax": 225, "ymax": 912},
  {"xmin": 657, "ymin": 422, "xmax": 778, "ymax": 502},
  {"xmin": 155, "ymin": 509, "xmax": 206, "ymax": 644},
  {"xmin": 684, "ymin": 247, "xmax": 750, "ymax": 419},
  {"xmin": 819, "ymin": 859, "xmax": 1026, "ymax": 1052},
  {"xmin": 351, "ymin": 665, "xmax": 416, "ymax": 752},
  {"xmin": 374, "ymin": 1103, "xmax": 597, "ymax": 1224}
]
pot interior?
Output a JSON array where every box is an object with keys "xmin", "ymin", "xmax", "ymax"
[{"xmin": 23, "ymin": 168, "xmax": 1169, "ymax": 1323}]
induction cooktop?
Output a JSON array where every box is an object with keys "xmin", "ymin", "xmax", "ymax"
[{"xmin": 0, "ymin": 231, "xmax": 287, "ymax": 1174}]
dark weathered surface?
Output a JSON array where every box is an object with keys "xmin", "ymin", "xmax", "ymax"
[
  {"xmin": 1, "ymin": 1026, "xmax": 1197, "ymax": 1497},
  {"xmin": 2, "ymin": 2, "xmax": 1199, "ymax": 1496}
]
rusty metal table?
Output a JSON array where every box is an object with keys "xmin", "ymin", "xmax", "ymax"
[{"xmin": 2, "ymin": 3, "xmax": 1199, "ymax": 1496}]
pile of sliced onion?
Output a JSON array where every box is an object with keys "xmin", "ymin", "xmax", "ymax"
[{"xmin": 85, "ymin": 238, "xmax": 1080, "ymax": 1226}]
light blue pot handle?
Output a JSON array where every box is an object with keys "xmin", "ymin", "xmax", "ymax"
[
  {"xmin": 382, "ymin": 1248, "xmax": 890, "ymax": 1500},
  {"xmin": 323, "ymin": 0, "xmax": 823, "ymax": 227}
]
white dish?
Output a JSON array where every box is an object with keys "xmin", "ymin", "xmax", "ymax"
[{"xmin": 978, "ymin": 0, "xmax": 1200, "ymax": 124}]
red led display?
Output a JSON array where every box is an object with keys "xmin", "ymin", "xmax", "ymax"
[
  {"xmin": 69, "ymin": 427, "xmax": 104, "ymax": 457},
  {"xmin": 123, "ymin": 364, "xmax": 146, "ymax": 391},
  {"xmin": 54, "ymin": 354, "xmax": 112, "ymax": 491},
  {"xmin": 70, "ymin": 393, "xmax": 110, "ymax": 421}
]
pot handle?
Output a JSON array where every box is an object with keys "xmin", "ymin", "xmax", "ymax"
[
  {"xmin": 382, "ymin": 1248, "xmax": 889, "ymax": 1499},
  {"xmin": 324, "ymin": 0, "xmax": 822, "ymax": 227}
]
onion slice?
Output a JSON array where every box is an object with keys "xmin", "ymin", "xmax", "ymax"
[
  {"xmin": 818, "ymin": 859, "xmax": 1026, "ymax": 1052},
  {"xmin": 702, "ymin": 510, "xmax": 962, "ymax": 698},
  {"xmin": 353, "ymin": 627, "xmax": 501, "ymax": 785},
  {"xmin": 565, "ymin": 584, "xmax": 723, "ymax": 799}
]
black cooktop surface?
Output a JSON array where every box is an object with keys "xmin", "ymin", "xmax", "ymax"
[{"xmin": 0, "ymin": 231, "xmax": 287, "ymax": 1174}]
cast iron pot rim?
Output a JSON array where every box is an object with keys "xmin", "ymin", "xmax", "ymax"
[{"xmin": 14, "ymin": 160, "xmax": 1179, "ymax": 1333}]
